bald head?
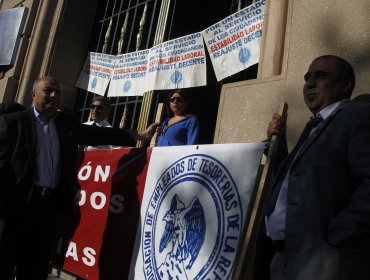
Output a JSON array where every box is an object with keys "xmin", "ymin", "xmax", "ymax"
[
  {"xmin": 32, "ymin": 76, "xmax": 62, "ymax": 119},
  {"xmin": 303, "ymin": 55, "xmax": 355, "ymax": 114}
]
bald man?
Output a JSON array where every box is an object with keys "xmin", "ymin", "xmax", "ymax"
[{"xmin": 0, "ymin": 76, "xmax": 158, "ymax": 279}]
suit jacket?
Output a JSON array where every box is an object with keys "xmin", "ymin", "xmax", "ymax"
[
  {"xmin": 254, "ymin": 101, "xmax": 370, "ymax": 280},
  {"xmin": 0, "ymin": 108, "xmax": 136, "ymax": 237}
]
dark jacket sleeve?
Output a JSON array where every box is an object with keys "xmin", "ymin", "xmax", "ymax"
[
  {"xmin": 327, "ymin": 104, "xmax": 370, "ymax": 247},
  {"xmin": 0, "ymin": 115, "xmax": 12, "ymax": 218},
  {"xmin": 78, "ymin": 123, "xmax": 137, "ymax": 147},
  {"xmin": 56, "ymin": 112, "xmax": 138, "ymax": 147}
]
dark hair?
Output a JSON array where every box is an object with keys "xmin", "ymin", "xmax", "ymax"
[
  {"xmin": 165, "ymin": 89, "xmax": 192, "ymax": 117},
  {"xmin": 315, "ymin": 55, "xmax": 355, "ymax": 97},
  {"xmin": 91, "ymin": 96, "xmax": 111, "ymax": 109}
]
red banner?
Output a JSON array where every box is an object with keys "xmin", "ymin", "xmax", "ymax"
[{"xmin": 61, "ymin": 148, "xmax": 152, "ymax": 279}]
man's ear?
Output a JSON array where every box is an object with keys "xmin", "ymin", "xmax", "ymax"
[
  {"xmin": 32, "ymin": 91, "xmax": 36, "ymax": 98},
  {"xmin": 343, "ymin": 81, "xmax": 353, "ymax": 97}
]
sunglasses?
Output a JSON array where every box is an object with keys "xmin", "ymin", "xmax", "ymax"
[
  {"xmin": 169, "ymin": 96, "xmax": 183, "ymax": 103},
  {"xmin": 90, "ymin": 105, "xmax": 104, "ymax": 111}
]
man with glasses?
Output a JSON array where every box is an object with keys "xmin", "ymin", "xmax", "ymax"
[
  {"xmin": 83, "ymin": 96, "xmax": 119, "ymax": 150},
  {"xmin": 85, "ymin": 96, "xmax": 111, "ymax": 128}
]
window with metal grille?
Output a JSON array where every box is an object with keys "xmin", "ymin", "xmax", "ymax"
[
  {"xmin": 75, "ymin": 0, "xmax": 159, "ymax": 129},
  {"xmin": 75, "ymin": 0, "xmax": 258, "ymax": 143}
]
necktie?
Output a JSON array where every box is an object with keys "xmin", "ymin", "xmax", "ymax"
[{"xmin": 264, "ymin": 115, "xmax": 323, "ymax": 216}]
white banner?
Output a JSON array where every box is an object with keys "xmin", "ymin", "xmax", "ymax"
[
  {"xmin": 132, "ymin": 142, "xmax": 267, "ymax": 280},
  {"xmin": 76, "ymin": 52, "xmax": 116, "ymax": 95},
  {"xmin": 75, "ymin": 52, "xmax": 115, "ymax": 95},
  {"xmin": 146, "ymin": 32, "xmax": 207, "ymax": 90},
  {"xmin": 202, "ymin": 0, "xmax": 266, "ymax": 81},
  {"xmin": 108, "ymin": 50, "xmax": 149, "ymax": 97}
]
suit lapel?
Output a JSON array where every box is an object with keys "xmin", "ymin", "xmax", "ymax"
[
  {"xmin": 54, "ymin": 113, "xmax": 65, "ymax": 154},
  {"xmin": 24, "ymin": 109, "xmax": 36, "ymax": 161},
  {"xmin": 22, "ymin": 109, "xmax": 36, "ymax": 182},
  {"xmin": 293, "ymin": 101, "xmax": 350, "ymax": 161},
  {"xmin": 54, "ymin": 113, "xmax": 70, "ymax": 177}
]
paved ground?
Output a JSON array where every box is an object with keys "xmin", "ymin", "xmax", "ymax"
[{"xmin": 48, "ymin": 268, "xmax": 78, "ymax": 280}]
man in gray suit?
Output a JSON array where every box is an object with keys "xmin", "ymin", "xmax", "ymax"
[{"xmin": 257, "ymin": 55, "xmax": 370, "ymax": 280}]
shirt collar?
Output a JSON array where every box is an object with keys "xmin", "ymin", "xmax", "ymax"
[
  {"xmin": 33, "ymin": 106, "xmax": 58, "ymax": 122},
  {"xmin": 85, "ymin": 119, "xmax": 110, "ymax": 126},
  {"xmin": 315, "ymin": 99, "xmax": 348, "ymax": 120}
]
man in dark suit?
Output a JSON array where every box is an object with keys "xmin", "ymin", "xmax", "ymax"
[
  {"xmin": 256, "ymin": 55, "xmax": 370, "ymax": 280},
  {"xmin": 0, "ymin": 76, "xmax": 158, "ymax": 279}
]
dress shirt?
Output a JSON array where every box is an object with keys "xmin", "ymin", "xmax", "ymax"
[
  {"xmin": 266, "ymin": 100, "xmax": 346, "ymax": 240},
  {"xmin": 32, "ymin": 107, "xmax": 61, "ymax": 189}
]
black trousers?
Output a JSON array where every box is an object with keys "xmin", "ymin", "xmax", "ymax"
[{"xmin": 0, "ymin": 189, "xmax": 57, "ymax": 280}]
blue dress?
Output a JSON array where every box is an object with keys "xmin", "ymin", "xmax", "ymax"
[{"xmin": 156, "ymin": 116, "xmax": 199, "ymax": 146}]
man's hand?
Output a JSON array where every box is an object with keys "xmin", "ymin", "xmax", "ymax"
[
  {"xmin": 137, "ymin": 122, "xmax": 160, "ymax": 141},
  {"xmin": 267, "ymin": 113, "xmax": 286, "ymax": 140}
]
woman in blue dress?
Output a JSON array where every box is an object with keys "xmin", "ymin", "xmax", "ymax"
[{"xmin": 156, "ymin": 90, "xmax": 199, "ymax": 146}]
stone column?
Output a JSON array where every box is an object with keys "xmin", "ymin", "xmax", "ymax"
[
  {"xmin": 136, "ymin": 0, "xmax": 172, "ymax": 147},
  {"xmin": 257, "ymin": 0, "xmax": 289, "ymax": 78},
  {"xmin": 17, "ymin": 0, "xmax": 65, "ymax": 106}
]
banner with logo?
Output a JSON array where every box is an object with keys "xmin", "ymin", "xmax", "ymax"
[
  {"xmin": 62, "ymin": 148, "xmax": 151, "ymax": 279},
  {"xmin": 132, "ymin": 142, "xmax": 267, "ymax": 279},
  {"xmin": 202, "ymin": 0, "xmax": 266, "ymax": 81},
  {"xmin": 75, "ymin": 52, "xmax": 115, "ymax": 95},
  {"xmin": 144, "ymin": 32, "xmax": 207, "ymax": 90},
  {"xmin": 75, "ymin": 2, "xmax": 266, "ymax": 95},
  {"xmin": 108, "ymin": 50, "xmax": 150, "ymax": 97}
]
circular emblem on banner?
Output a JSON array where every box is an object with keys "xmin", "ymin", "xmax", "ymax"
[
  {"xmin": 171, "ymin": 70, "xmax": 183, "ymax": 84},
  {"xmin": 141, "ymin": 154, "xmax": 243, "ymax": 279},
  {"xmin": 239, "ymin": 48, "xmax": 251, "ymax": 64},
  {"xmin": 91, "ymin": 77, "xmax": 98, "ymax": 89},
  {"xmin": 123, "ymin": 80, "xmax": 132, "ymax": 93}
]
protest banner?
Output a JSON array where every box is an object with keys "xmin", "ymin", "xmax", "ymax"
[
  {"xmin": 75, "ymin": 52, "xmax": 115, "ymax": 95},
  {"xmin": 146, "ymin": 32, "xmax": 207, "ymax": 90},
  {"xmin": 108, "ymin": 50, "xmax": 150, "ymax": 97},
  {"xmin": 75, "ymin": 2, "xmax": 266, "ymax": 94},
  {"xmin": 62, "ymin": 148, "xmax": 151, "ymax": 279},
  {"xmin": 132, "ymin": 142, "xmax": 267, "ymax": 279},
  {"xmin": 202, "ymin": 0, "xmax": 266, "ymax": 81},
  {"xmin": 60, "ymin": 142, "xmax": 268, "ymax": 279}
]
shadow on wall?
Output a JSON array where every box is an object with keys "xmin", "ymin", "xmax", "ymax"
[{"xmin": 316, "ymin": 2, "xmax": 370, "ymax": 94}]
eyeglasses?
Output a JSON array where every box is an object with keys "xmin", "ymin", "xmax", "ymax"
[
  {"xmin": 169, "ymin": 96, "xmax": 183, "ymax": 103},
  {"xmin": 90, "ymin": 105, "xmax": 104, "ymax": 111}
]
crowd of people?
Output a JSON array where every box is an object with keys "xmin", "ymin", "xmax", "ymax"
[{"xmin": 0, "ymin": 54, "xmax": 370, "ymax": 280}]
